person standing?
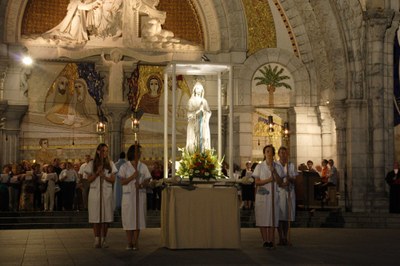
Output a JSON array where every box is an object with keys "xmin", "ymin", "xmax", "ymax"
[
  {"xmin": 114, "ymin": 151, "xmax": 126, "ymax": 213},
  {"xmin": 151, "ymin": 161, "xmax": 163, "ymax": 211},
  {"xmin": 253, "ymin": 145, "xmax": 281, "ymax": 249},
  {"xmin": 240, "ymin": 161, "xmax": 255, "ymax": 210},
  {"xmin": 43, "ymin": 165, "xmax": 58, "ymax": 212},
  {"xmin": 327, "ymin": 159, "xmax": 338, "ymax": 187},
  {"xmin": 118, "ymin": 144, "xmax": 151, "ymax": 250},
  {"xmin": 86, "ymin": 143, "xmax": 117, "ymax": 248},
  {"xmin": 275, "ymin": 146, "xmax": 297, "ymax": 246},
  {"xmin": 59, "ymin": 162, "xmax": 78, "ymax": 211},
  {"xmin": 78, "ymin": 155, "xmax": 92, "ymax": 210},
  {"xmin": 385, "ymin": 161, "xmax": 400, "ymax": 213}
]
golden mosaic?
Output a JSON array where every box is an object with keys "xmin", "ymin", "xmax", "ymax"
[{"xmin": 242, "ymin": 0, "xmax": 276, "ymax": 56}]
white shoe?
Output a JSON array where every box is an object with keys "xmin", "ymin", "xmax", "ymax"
[
  {"xmin": 101, "ymin": 239, "xmax": 109, "ymax": 248},
  {"xmin": 94, "ymin": 237, "xmax": 101, "ymax": 248}
]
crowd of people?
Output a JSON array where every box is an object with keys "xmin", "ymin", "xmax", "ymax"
[
  {"xmin": 0, "ymin": 158, "xmax": 84, "ymax": 212},
  {"xmin": 0, "ymin": 143, "xmax": 164, "ymax": 250}
]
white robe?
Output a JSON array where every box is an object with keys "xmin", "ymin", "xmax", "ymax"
[
  {"xmin": 186, "ymin": 96, "xmax": 211, "ymax": 153},
  {"xmin": 118, "ymin": 161, "xmax": 151, "ymax": 230},
  {"xmin": 86, "ymin": 160, "xmax": 117, "ymax": 223},
  {"xmin": 253, "ymin": 161, "xmax": 280, "ymax": 227},
  {"xmin": 44, "ymin": 0, "xmax": 99, "ymax": 43},
  {"xmin": 275, "ymin": 161, "xmax": 296, "ymax": 221}
]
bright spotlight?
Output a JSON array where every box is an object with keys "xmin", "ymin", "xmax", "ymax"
[{"xmin": 22, "ymin": 56, "xmax": 33, "ymax": 65}]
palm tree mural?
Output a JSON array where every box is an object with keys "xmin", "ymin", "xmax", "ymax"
[{"xmin": 254, "ymin": 65, "xmax": 292, "ymax": 106}]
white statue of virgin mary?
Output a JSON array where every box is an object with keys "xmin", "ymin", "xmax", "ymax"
[{"xmin": 186, "ymin": 81, "xmax": 211, "ymax": 153}]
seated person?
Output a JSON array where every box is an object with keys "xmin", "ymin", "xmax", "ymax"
[
  {"xmin": 314, "ymin": 159, "xmax": 329, "ymax": 201},
  {"xmin": 306, "ymin": 160, "xmax": 317, "ymax": 172}
]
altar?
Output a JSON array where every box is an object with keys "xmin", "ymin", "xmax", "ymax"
[{"xmin": 160, "ymin": 186, "xmax": 241, "ymax": 249}]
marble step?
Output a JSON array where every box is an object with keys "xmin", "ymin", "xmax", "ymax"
[{"xmin": 1, "ymin": 209, "xmax": 399, "ymax": 229}]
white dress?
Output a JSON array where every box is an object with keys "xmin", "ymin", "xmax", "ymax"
[
  {"xmin": 86, "ymin": 160, "xmax": 117, "ymax": 223},
  {"xmin": 253, "ymin": 161, "xmax": 280, "ymax": 227},
  {"xmin": 275, "ymin": 161, "xmax": 296, "ymax": 221},
  {"xmin": 118, "ymin": 161, "xmax": 151, "ymax": 230},
  {"xmin": 186, "ymin": 96, "xmax": 211, "ymax": 153}
]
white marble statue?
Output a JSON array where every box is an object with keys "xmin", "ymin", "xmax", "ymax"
[
  {"xmin": 39, "ymin": 0, "xmax": 191, "ymax": 49},
  {"xmin": 186, "ymin": 81, "xmax": 211, "ymax": 153},
  {"xmin": 87, "ymin": 0, "xmax": 123, "ymax": 38},
  {"xmin": 44, "ymin": 0, "xmax": 102, "ymax": 45},
  {"xmin": 101, "ymin": 49, "xmax": 133, "ymax": 103}
]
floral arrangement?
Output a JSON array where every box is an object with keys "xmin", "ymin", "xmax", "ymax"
[{"xmin": 176, "ymin": 147, "xmax": 224, "ymax": 181}]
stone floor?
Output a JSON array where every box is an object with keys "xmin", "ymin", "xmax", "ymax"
[{"xmin": 1, "ymin": 227, "xmax": 399, "ymax": 265}]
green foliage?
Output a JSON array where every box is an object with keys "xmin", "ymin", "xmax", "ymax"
[
  {"xmin": 254, "ymin": 65, "xmax": 292, "ymax": 90},
  {"xmin": 176, "ymin": 147, "xmax": 224, "ymax": 181}
]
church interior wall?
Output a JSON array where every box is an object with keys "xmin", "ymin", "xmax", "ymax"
[{"xmin": 0, "ymin": 0, "xmax": 399, "ymax": 212}]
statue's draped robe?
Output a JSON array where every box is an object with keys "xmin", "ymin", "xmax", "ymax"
[{"xmin": 186, "ymin": 96, "xmax": 211, "ymax": 153}]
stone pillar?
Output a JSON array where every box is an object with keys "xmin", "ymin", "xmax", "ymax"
[
  {"xmin": 317, "ymin": 106, "xmax": 333, "ymax": 160},
  {"xmin": 292, "ymin": 106, "xmax": 322, "ymax": 166},
  {"xmin": 0, "ymin": 61, "xmax": 8, "ymax": 100},
  {"xmin": 1, "ymin": 104, "xmax": 28, "ymax": 165},
  {"xmin": 330, "ymin": 101, "xmax": 347, "ymax": 209},
  {"xmin": 346, "ymin": 99, "xmax": 369, "ymax": 212},
  {"xmin": 365, "ymin": 10, "xmax": 392, "ymax": 196},
  {"xmin": 104, "ymin": 103, "xmax": 129, "ymax": 161}
]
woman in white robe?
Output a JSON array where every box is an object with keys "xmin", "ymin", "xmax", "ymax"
[
  {"xmin": 118, "ymin": 144, "xmax": 151, "ymax": 250},
  {"xmin": 275, "ymin": 146, "xmax": 297, "ymax": 246},
  {"xmin": 186, "ymin": 81, "xmax": 211, "ymax": 153},
  {"xmin": 86, "ymin": 143, "xmax": 117, "ymax": 248},
  {"xmin": 253, "ymin": 144, "xmax": 281, "ymax": 249}
]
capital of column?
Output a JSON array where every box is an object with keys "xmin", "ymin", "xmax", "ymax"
[
  {"xmin": 104, "ymin": 103, "xmax": 130, "ymax": 131},
  {"xmin": 329, "ymin": 101, "xmax": 347, "ymax": 131},
  {"xmin": 364, "ymin": 9, "xmax": 393, "ymax": 41}
]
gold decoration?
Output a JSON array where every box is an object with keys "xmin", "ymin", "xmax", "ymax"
[
  {"xmin": 138, "ymin": 65, "xmax": 164, "ymax": 99},
  {"xmin": 22, "ymin": 0, "xmax": 69, "ymax": 35},
  {"xmin": 242, "ymin": 0, "xmax": 276, "ymax": 56},
  {"xmin": 158, "ymin": 0, "xmax": 204, "ymax": 46}
]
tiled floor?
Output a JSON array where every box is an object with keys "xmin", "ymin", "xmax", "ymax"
[{"xmin": 1, "ymin": 227, "xmax": 399, "ymax": 265}]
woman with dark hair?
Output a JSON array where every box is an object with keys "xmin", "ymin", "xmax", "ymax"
[
  {"xmin": 240, "ymin": 161, "xmax": 255, "ymax": 210},
  {"xmin": 253, "ymin": 144, "xmax": 281, "ymax": 249},
  {"xmin": 86, "ymin": 143, "xmax": 117, "ymax": 248},
  {"xmin": 118, "ymin": 144, "xmax": 151, "ymax": 250}
]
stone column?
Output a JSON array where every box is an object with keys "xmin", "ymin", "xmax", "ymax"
[
  {"xmin": 1, "ymin": 104, "xmax": 28, "ymax": 165},
  {"xmin": 317, "ymin": 106, "xmax": 333, "ymax": 160},
  {"xmin": 291, "ymin": 106, "xmax": 322, "ymax": 166},
  {"xmin": 365, "ymin": 10, "xmax": 392, "ymax": 196},
  {"xmin": 104, "ymin": 103, "xmax": 130, "ymax": 161},
  {"xmin": 346, "ymin": 100, "xmax": 369, "ymax": 212},
  {"xmin": 330, "ymin": 101, "xmax": 347, "ymax": 209},
  {"xmin": 0, "ymin": 61, "xmax": 7, "ymax": 100}
]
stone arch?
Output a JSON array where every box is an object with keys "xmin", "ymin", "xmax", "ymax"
[
  {"xmin": 193, "ymin": 0, "xmax": 247, "ymax": 52},
  {"xmin": 237, "ymin": 48, "xmax": 311, "ymax": 107},
  {"xmin": 2, "ymin": 0, "xmax": 27, "ymax": 43}
]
